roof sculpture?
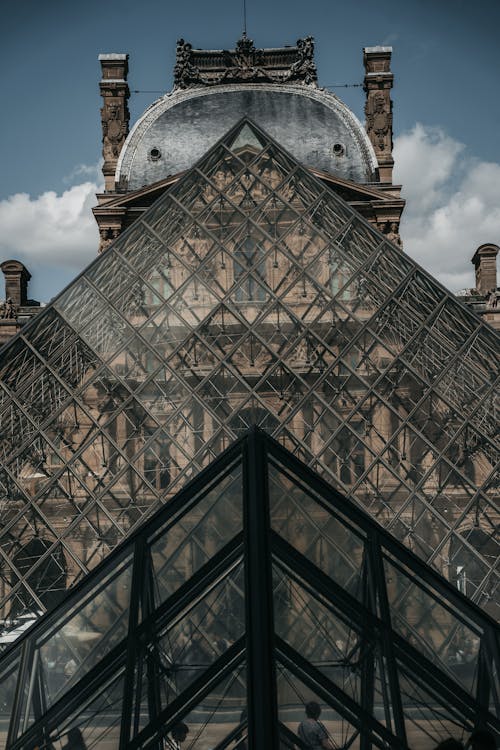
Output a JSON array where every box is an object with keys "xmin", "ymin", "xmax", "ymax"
[
  {"xmin": 0, "ymin": 120, "xmax": 498, "ymax": 635},
  {"xmin": 173, "ymin": 34, "xmax": 318, "ymax": 88},
  {"xmin": 0, "ymin": 430, "xmax": 498, "ymax": 750}
]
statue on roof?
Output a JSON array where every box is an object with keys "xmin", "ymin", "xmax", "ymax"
[{"xmin": 287, "ymin": 36, "xmax": 318, "ymax": 85}]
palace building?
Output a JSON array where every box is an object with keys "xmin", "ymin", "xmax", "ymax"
[
  {"xmin": 0, "ymin": 34, "xmax": 498, "ymax": 750},
  {"xmin": 0, "ymin": 33, "xmax": 498, "ymax": 623}
]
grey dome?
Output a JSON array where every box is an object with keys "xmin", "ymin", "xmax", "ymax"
[{"xmin": 116, "ymin": 83, "xmax": 378, "ymax": 189}]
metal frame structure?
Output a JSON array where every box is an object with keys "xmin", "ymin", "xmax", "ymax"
[
  {"xmin": 0, "ymin": 118, "xmax": 498, "ymax": 635},
  {"xmin": 0, "ymin": 429, "xmax": 498, "ymax": 750}
]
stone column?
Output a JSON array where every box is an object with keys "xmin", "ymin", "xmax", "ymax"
[
  {"xmin": 0, "ymin": 260, "xmax": 30, "ymax": 306},
  {"xmin": 363, "ymin": 46, "xmax": 394, "ymax": 183},
  {"xmin": 99, "ymin": 54, "xmax": 130, "ymax": 192},
  {"xmin": 471, "ymin": 243, "xmax": 499, "ymax": 294}
]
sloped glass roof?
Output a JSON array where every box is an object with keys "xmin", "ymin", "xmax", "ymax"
[
  {"xmin": 0, "ymin": 119, "xmax": 498, "ymax": 633},
  {"xmin": 0, "ymin": 430, "xmax": 498, "ymax": 750}
]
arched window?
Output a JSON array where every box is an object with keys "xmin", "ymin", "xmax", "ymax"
[{"xmin": 11, "ymin": 538, "xmax": 67, "ymax": 616}]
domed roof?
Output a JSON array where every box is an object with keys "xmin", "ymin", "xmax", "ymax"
[{"xmin": 116, "ymin": 83, "xmax": 378, "ymax": 190}]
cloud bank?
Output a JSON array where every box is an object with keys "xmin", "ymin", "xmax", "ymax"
[
  {"xmin": 0, "ymin": 182, "xmax": 99, "ymax": 270},
  {"xmin": 394, "ymin": 124, "xmax": 500, "ymax": 291},
  {"xmin": 1, "ymin": 131, "xmax": 500, "ymax": 302}
]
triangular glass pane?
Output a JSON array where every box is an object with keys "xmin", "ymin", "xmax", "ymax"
[
  {"xmin": 170, "ymin": 665, "xmax": 247, "ymax": 749},
  {"xmin": 16, "ymin": 554, "xmax": 132, "ymax": 733},
  {"xmin": 228, "ymin": 121, "xmax": 267, "ymax": 152}
]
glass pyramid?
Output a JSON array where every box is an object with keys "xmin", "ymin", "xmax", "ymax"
[
  {"xmin": 0, "ymin": 119, "xmax": 498, "ymax": 632},
  {"xmin": 0, "ymin": 430, "xmax": 498, "ymax": 750}
]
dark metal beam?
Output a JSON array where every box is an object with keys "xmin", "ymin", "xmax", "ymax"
[{"xmin": 243, "ymin": 427, "xmax": 280, "ymax": 749}]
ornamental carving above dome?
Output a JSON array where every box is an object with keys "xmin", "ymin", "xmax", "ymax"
[{"xmin": 173, "ymin": 34, "xmax": 318, "ymax": 89}]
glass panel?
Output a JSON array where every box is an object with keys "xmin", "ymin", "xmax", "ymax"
[
  {"xmin": 398, "ymin": 661, "xmax": 473, "ymax": 750},
  {"xmin": 273, "ymin": 565, "xmax": 362, "ymax": 703},
  {"xmin": 20, "ymin": 557, "xmax": 132, "ymax": 727},
  {"xmin": 160, "ymin": 665, "xmax": 246, "ymax": 750},
  {"xmin": 384, "ymin": 554, "xmax": 482, "ymax": 697},
  {"xmin": 150, "ymin": 461, "xmax": 242, "ymax": 605},
  {"xmin": 269, "ymin": 460, "xmax": 366, "ymax": 599},
  {"xmin": 276, "ymin": 666, "xmax": 360, "ymax": 750},
  {"xmin": 47, "ymin": 670, "xmax": 125, "ymax": 750},
  {"xmin": 154, "ymin": 564, "xmax": 245, "ymax": 710},
  {"xmin": 0, "ymin": 653, "xmax": 20, "ymax": 746}
]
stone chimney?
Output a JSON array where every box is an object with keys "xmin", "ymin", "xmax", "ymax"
[
  {"xmin": 363, "ymin": 46, "xmax": 394, "ymax": 183},
  {"xmin": 99, "ymin": 54, "xmax": 130, "ymax": 192},
  {"xmin": 472, "ymin": 243, "xmax": 499, "ymax": 294},
  {"xmin": 0, "ymin": 260, "xmax": 31, "ymax": 306}
]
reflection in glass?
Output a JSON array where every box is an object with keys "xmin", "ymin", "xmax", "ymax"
[
  {"xmin": 150, "ymin": 463, "xmax": 242, "ymax": 605},
  {"xmin": 33, "ymin": 560, "xmax": 132, "ymax": 722},
  {"xmin": 384, "ymin": 554, "xmax": 481, "ymax": 697},
  {"xmin": 269, "ymin": 461, "xmax": 365, "ymax": 599}
]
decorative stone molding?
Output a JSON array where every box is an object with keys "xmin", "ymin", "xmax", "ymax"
[
  {"xmin": 363, "ymin": 46, "xmax": 394, "ymax": 183},
  {"xmin": 173, "ymin": 35, "xmax": 318, "ymax": 89},
  {"xmin": 99, "ymin": 54, "xmax": 130, "ymax": 192}
]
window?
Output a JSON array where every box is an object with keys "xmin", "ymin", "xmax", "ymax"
[{"xmin": 234, "ymin": 237, "xmax": 266, "ymax": 302}]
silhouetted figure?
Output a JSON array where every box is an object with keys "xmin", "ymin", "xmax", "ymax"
[
  {"xmin": 468, "ymin": 731, "xmax": 497, "ymax": 750},
  {"xmin": 61, "ymin": 727, "xmax": 87, "ymax": 750},
  {"xmin": 297, "ymin": 702, "xmax": 334, "ymax": 749},
  {"xmin": 169, "ymin": 722, "xmax": 189, "ymax": 748}
]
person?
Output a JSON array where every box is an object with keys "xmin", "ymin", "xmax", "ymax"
[
  {"xmin": 167, "ymin": 722, "xmax": 189, "ymax": 749},
  {"xmin": 61, "ymin": 727, "xmax": 87, "ymax": 750},
  {"xmin": 297, "ymin": 702, "xmax": 334, "ymax": 749},
  {"xmin": 467, "ymin": 731, "xmax": 497, "ymax": 750}
]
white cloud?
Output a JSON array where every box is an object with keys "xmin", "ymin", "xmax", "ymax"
[
  {"xmin": 63, "ymin": 162, "xmax": 103, "ymax": 185},
  {"xmin": 0, "ymin": 178, "xmax": 101, "ymax": 272},
  {"xmin": 394, "ymin": 124, "xmax": 500, "ymax": 292}
]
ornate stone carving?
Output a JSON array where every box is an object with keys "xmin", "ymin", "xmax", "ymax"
[
  {"xmin": 174, "ymin": 39, "xmax": 201, "ymax": 88},
  {"xmin": 287, "ymin": 36, "xmax": 317, "ymax": 85},
  {"xmin": 378, "ymin": 221, "xmax": 402, "ymax": 249},
  {"xmin": 1, "ymin": 298, "xmax": 18, "ymax": 320},
  {"xmin": 363, "ymin": 47, "xmax": 394, "ymax": 183},
  {"xmin": 99, "ymin": 54, "xmax": 130, "ymax": 192},
  {"xmin": 173, "ymin": 36, "xmax": 317, "ymax": 89},
  {"xmin": 365, "ymin": 91, "xmax": 391, "ymax": 152},
  {"xmin": 102, "ymin": 101, "xmax": 128, "ymax": 161},
  {"xmin": 385, "ymin": 221, "xmax": 402, "ymax": 248},
  {"xmin": 98, "ymin": 227, "xmax": 120, "ymax": 253}
]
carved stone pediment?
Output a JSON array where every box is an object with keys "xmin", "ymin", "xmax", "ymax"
[{"xmin": 174, "ymin": 35, "xmax": 318, "ymax": 89}]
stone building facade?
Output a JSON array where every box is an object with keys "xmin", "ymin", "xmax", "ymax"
[{"xmin": 0, "ymin": 38, "xmax": 498, "ymax": 634}]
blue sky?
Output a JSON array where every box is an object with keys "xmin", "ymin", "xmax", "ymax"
[{"xmin": 1, "ymin": 0, "xmax": 499, "ymax": 301}]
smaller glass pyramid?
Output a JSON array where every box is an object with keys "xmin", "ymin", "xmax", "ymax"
[{"xmin": 0, "ymin": 430, "xmax": 498, "ymax": 750}]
